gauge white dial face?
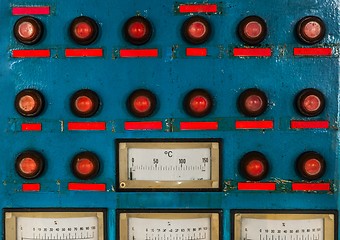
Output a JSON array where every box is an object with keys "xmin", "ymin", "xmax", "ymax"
[
  {"xmin": 241, "ymin": 218, "xmax": 324, "ymax": 240},
  {"xmin": 17, "ymin": 217, "xmax": 99, "ymax": 240},
  {"xmin": 127, "ymin": 148, "xmax": 211, "ymax": 181},
  {"xmin": 128, "ymin": 217, "xmax": 211, "ymax": 240}
]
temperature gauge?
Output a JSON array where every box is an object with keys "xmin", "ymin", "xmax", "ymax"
[
  {"xmin": 4, "ymin": 209, "xmax": 106, "ymax": 240},
  {"xmin": 232, "ymin": 210, "xmax": 336, "ymax": 240},
  {"xmin": 117, "ymin": 210, "xmax": 221, "ymax": 240},
  {"xmin": 117, "ymin": 139, "xmax": 221, "ymax": 191}
]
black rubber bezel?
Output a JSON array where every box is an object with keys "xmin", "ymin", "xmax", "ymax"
[
  {"xmin": 127, "ymin": 89, "xmax": 157, "ymax": 118},
  {"xmin": 13, "ymin": 16, "xmax": 44, "ymax": 45},
  {"xmin": 296, "ymin": 151, "xmax": 326, "ymax": 180},
  {"xmin": 295, "ymin": 16, "xmax": 326, "ymax": 45},
  {"xmin": 70, "ymin": 89, "xmax": 100, "ymax": 118},
  {"xmin": 295, "ymin": 88, "xmax": 325, "ymax": 117},
  {"xmin": 15, "ymin": 89, "xmax": 45, "ymax": 117},
  {"xmin": 71, "ymin": 151, "xmax": 100, "ymax": 180},
  {"xmin": 237, "ymin": 88, "xmax": 268, "ymax": 117},
  {"xmin": 182, "ymin": 16, "xmax": 211, "ymax": 45},
  {"xmin": 15, "ymin": 150, "xmax": 45, "ymax": 179},
  {"xmin": 237, "ymin": 15, "xmax": 267, "ymax": 46},
  {"xmin": 183, "ymin": 89, "xmax": 213, "ymax": 118},
  {"xmin": 239, "ymin": 151, "xmax": 269, "ymax": 181},
  {"xmin": 123, "ymin": 16, "xmax": 152, "ymax": 45},
  {"xmin": 69, "ymin": 16, "xmax": 99, "ymax": 45}
]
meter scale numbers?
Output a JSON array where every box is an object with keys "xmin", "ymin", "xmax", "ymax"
[
  {"xmin": 128, "ymin": 218, "xmax": 211, "ymax": 240},
  {"xmin": 17, "ymin": 217, "xmax": 99, "ymax": 240},
  {"xmin": 128, "ymin": 148, "xmax": 211, "ymax": 181},
  {"xmin": 241, "ymin": 218, "xmax": 324, "ymax": 240}
]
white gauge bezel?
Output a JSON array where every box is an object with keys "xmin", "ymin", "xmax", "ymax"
[
  {"xmin": 232, "ymin": 211, "xmax": 336, "ymax": 240},
  {"xmin": 118, "ymin": 210, "xmax": 221, "ymax": 240},
  {"xmin": 4, "ymin": 209, "xmax": 106, "ymax": 240},
  {"xmin": 117, "ymin": 140, "xmax": 221, "ymax": 190}
]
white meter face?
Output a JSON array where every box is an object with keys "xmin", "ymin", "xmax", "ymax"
[
  {"xmin": 233, "ymin": 211, "xmax": 336, "ymax": 240},
  {"xmin": 118, "ymin": 140, "xmax": 220, "ymax": 190},
  {"xmin": 118, "ymin": 211, "xmax": 220, "ymax": 240},
  {"xmin": 5, "ymin": 209, "xmax": 105, "ymax": 240}
]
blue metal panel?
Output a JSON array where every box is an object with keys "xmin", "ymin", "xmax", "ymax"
[{"xmin": 0, "ymin": 0, "xmax": 339, "ymax": 239}]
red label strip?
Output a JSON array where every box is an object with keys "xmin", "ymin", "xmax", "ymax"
[
  {"xmin": 294, "ymin": 48, "xmax": 332, "ymax": 56},
  {"xmin": 292, "ymin": 183, "xmax": 330, "ymax": 191},
  {"xmin": 68, "ymin": 183, "xmax": 106, "ymax": 191},
  {"xmin": 12, "ymin": 49, "xmax": 51, "ymax": 58},
  {"xmin": 238, "ymin": 182, "xmax": 276, "ymax": 191},
  {"xmin": 235, "ymin": 120, "xmax": 273, "ymax": 129},
  {"xmin": 180, "ymin": 122, "xmax": 218, "ymax": 130},
  {"xmin": 65, "ymin": 48, "xmax": 103, "ymax": 57},
  {"xmin": 12, "ymin": 6, "xmax": 50, "ymax": 15},
  {"xmin": 68, "ymin": 122, "xmax": 106, "ymax": 131},
  {"xmin": 21, "ymin": 123, "xmax": 42, "ymax": 131},
  {"xmin": 291, "ymin": 120, "xmax": 329, "ymax": 129},
  {"xmin": 22, "ymin": 183, "xmax": 41, "ymax": 192},
  {"xmin": 125, "ymin": 121, "xmax": 163, "ymax": 131},
  {"xmin": 233, "ymin": 48, "xmax": 272, "ymax": 57},
  {"xmin": 120, "ymin": 49, "xmax": 158, "ymax": 58},
  {"xmin": 179, "ymin": 4, "xmax": 218, "ymax": 13},
  {"xmin": 186, "ymin": 48, "xmax": 207, "ymax": 57}
]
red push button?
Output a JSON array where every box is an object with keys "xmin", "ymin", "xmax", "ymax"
[
  {"xmin": 295, "ymin": 88, "xmax": 325, "ymax": 117},
  {"xmin": 14, "ymin": 16, "xmax": 44, "ymax": 45},
  {"xmin": 123, "ymin": 16, "xmax": 152, "ymax": 45},
  {"xmin": 70, "ymin": 89, "xmax": 100, "ymax": 118},
  {"xmin": 69, "ymin": 16, "xmax": 99, "ymax": 45},
  {"xmin": 127, "ymin": 89, "xmax": 157, "ymax": 118},
  {"xmin": 296, "ymin": 16, "xmax": 325, "ymax": 45},
  {"xmin": 238, "ymin": 88, "xmax": 268, "ymax": 117},
  {"xmin": 237, "ymin": 16, "xmax": 267, "ymax": 45},
  {"xmin": 184, "ymin": 89, "xmax": 213, "ymax": 117}
]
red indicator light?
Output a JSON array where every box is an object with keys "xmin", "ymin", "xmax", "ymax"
[
  {"xmin": 238, "ymin": 16, "xmax": 267, "ymax": 45},
  {"xmin": 69, "ymin": 16, "xmax": 99, "ymax": 45},
  {"xmin": 71, "ymin": 152, "xmax": 100, "ymax": 180},
  {"xmin": 239, "ymin": 151, "xmax": 269, "ymax": 181},
  {"xmin": 15, "ymin": 89, "xmax": 45, "ymax": 117},
  {"xmin": 295, "ymin": 88, "xmax": 325, "ymax": 117},
  {"xmin": 127, "ymin": 89, "xmax": 157, "ymax": 118},
  {"xmin": 70, "ymin": 89, "xmax": 100, "ymax": 118},
  {"xmin": 182, "ymin": 16, "xmax": 211, "ymax": 45},
  {"xmin": 123, "ymin": 16, "xmax": 152, "ymax": 45},
  {"xmin": 296, "ymin": 16, "xmax": 325, "ymax": 45},
  {"xmin": 238, "ymin": 88, "xmax": 267, "ymax": 117},
  {"xmin": 296, "ymin": 151, "xmax": 325, "ymax": 180},
  {"xmin": 15, "ymin": 151, "xmax": 45, "ymax": 179},
  {"xmin": 184, "ymin": 89, "xmax": 213, "ymax": 117},
  {"xmin": 14, "ymin": 16, "xmax": 44, "ymax": 45}
]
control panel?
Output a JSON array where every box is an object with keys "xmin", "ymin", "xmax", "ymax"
[{"xmin": 0, "ymin": 0, "xmax": 339, "ymax": 239}]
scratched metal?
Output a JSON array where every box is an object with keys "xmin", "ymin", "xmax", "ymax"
[{"xmin": 0, "ymin": 0, "xmax": 339, "ymax": 239}]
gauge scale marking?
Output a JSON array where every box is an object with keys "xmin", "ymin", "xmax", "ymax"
[
  {"xmin": 128, "ymin": 148, "xmax": 211, "ymax": 181},
  {"xmin": 129, "ymin": 217, "xmax": 211, "ymax": 240},
  {"xmin": 17, "ymin": 217, "xmax": 98, "ymax": 240},
  {"xmin": 118, "ymin": 141, "xmax": 220, "ymax": 190}
]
